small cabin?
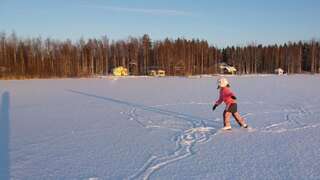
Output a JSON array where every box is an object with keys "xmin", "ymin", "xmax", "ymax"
[
  {"xmin": 148, "ymin": 69, "xmax": 165, "ymax": 77},
  {"xmin": 219, "ymin": 63, "xmax": 237, "ymax": 74},
  {"xmin": 274, "ymin": 68, "xmax": 284, "ymax": 75},
  {"xmin": 173, "ymin": 61, "xmax": 185, "ymax": 76},
  {"xmin": 113, "ymin": 66, "xmax": 128, "ymax": 76},
  {"xmin": 157, "ymin": 70, "xmax": 165, "ymax": 77},
  {"xmin": 148, "ymin": 70, "xmax": 157, "ymax": 76}
]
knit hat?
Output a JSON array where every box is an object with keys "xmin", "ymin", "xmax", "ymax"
[{"xmin": 217, "ymin": 77, "xmax": 229, "ymax": 88}]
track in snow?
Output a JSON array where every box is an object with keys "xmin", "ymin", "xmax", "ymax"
[
  {"xmin": 259, "ymin": 104, "xmax": 320, "ymax": 134},
  {"xmin": 123, "ymin": 104, "xmax": 253, "ymax": 180},
  {"xmin": 68, "ymin": 90, "xmax": 223, "ymax": 180},
  {"xmin": 68, "ymin": 90, "xmax": 319, "ymax": 180}
]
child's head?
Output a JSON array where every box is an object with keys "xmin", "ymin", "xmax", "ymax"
[{"xmin": 217, "ymin": 77, "xmax": 229, "ymax": 89}]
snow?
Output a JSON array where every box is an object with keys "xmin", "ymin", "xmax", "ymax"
[{"xmin": 1, "ymin": 75, "xmax": 320, "ymax": 180}]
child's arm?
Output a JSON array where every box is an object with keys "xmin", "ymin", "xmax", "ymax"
[
  {"xmin": 212, "ymin": 90, "xmax": 223, "ymax": 111},
  {"xmin": 215, "ymin": 90, "xmax": 223, "ymax": 106}
]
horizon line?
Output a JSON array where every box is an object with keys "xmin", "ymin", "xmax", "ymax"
[{"xmin": 0, "ymin": 30, "xmax": 319, "ymax": 48}]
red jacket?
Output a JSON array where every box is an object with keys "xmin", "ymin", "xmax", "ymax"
[{"xmin": 215, "ymin": 87, "xmax": 236, "ymax": 106}]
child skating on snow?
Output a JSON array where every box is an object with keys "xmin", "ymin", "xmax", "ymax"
[{"xmin": 212, "ymin": 77, "xmax": 248, "ymax": 130}]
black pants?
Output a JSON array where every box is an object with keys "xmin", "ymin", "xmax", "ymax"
[
  {"xmin": 225, "ymin": 103, "xmax": 237, "ymax": 113},
  {"xmin": 223, "ymin": 103, "xmax": 244, "ymax": 126}
]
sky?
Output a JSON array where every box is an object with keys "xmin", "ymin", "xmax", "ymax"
[{"xmin": 0, "ymin": 0, "xmax": 320, "ymax": 47}]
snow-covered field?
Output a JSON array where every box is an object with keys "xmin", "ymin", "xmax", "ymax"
[{"xmin": 1, "ymin": 75, "xmax": 320, "ymax": 180}]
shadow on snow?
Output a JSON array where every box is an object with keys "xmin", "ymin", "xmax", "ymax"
[
  {"xmin": 0, "ymin": 92, "xmax": 10, "ymax": 180},
  {"xmin": 66, "ymin": 89, "xmax": 219, "ymax": 128}
]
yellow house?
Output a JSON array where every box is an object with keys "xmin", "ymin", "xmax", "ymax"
[
  {"xmin": 113, "ymin": 66, "xmax": 128, "ymax": 76},
  {"xmin": 219, "ymin": 63, "xmax": 237, "ymax": 74}
]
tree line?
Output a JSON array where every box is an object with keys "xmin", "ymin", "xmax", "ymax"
[{"xmin": 0, "ymin": 32, "xmax": 319, "ymax": 79}]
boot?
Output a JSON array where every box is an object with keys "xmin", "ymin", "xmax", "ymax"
[
  {"xmin": 222, "ymin": 126, "xmax": 232, "ymax": 130},
  {"xmin": 241, "ymin": 124, "xmax": 248, "ymax": 128}
]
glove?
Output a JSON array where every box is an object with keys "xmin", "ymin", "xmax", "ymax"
[
  {"xmin": 212, "ymin": 104, "xmax": 218, "ymax": 111},
  {"xmin": 231, "ymin": 96, "xmax": 237, "ymax": 100}
]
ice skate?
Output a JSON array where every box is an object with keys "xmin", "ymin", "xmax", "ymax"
[{"xmin": 221, "ymin": 126, "xmax": 232, "ymax": 131}]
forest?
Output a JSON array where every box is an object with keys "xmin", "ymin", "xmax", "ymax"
[{"xmin": 0, "ymin": 32, "xmax": 319, "ymax": 79}]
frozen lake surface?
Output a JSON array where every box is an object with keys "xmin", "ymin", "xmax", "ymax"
[{"xmin": 1, "ymin": 75, "xmax": 320, "ymax": 180}]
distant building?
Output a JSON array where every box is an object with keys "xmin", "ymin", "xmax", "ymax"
[
  {"xmin": 113, "ymin": 66, "xmax": 128, "ymax": 76},
  {"xmin": 157, "ymin": 70, "xmax": 166, "ymax": 77},
  {"xmin": 148, "ymin": 70, "xmax": 157, "ymax": 76},
  {"xmin": 219, "ymin": 63, "xmax": 237, "ymax": 74},
  {"xmin": 173, "ymin": 61, "xmax": 185, "ymax": 76},
  {"xmin": 148, "ymin": 69, "xmax": 166, "ymax": 77},
  {"xmin": 275, "ymin": 68, "xmax": 284, "ymax": 75}
]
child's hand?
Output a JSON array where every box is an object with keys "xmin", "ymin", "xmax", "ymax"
[{"xmin": 212, "ymin": 104, "xmax": 218, "ymax": 111}]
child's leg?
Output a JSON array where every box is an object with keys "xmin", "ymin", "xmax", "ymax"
[
  {"xmin": 223, "ymin": 110, "xmax": 232, "ymax": 127},
  {"xmin": 232, "ymin": 112, "xmax": 246, "ymax": 126}
]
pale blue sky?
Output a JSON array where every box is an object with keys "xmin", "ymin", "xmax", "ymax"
[{"xmin": 0, "ymin": 0, "xmax": 319, "ymax": 47}]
